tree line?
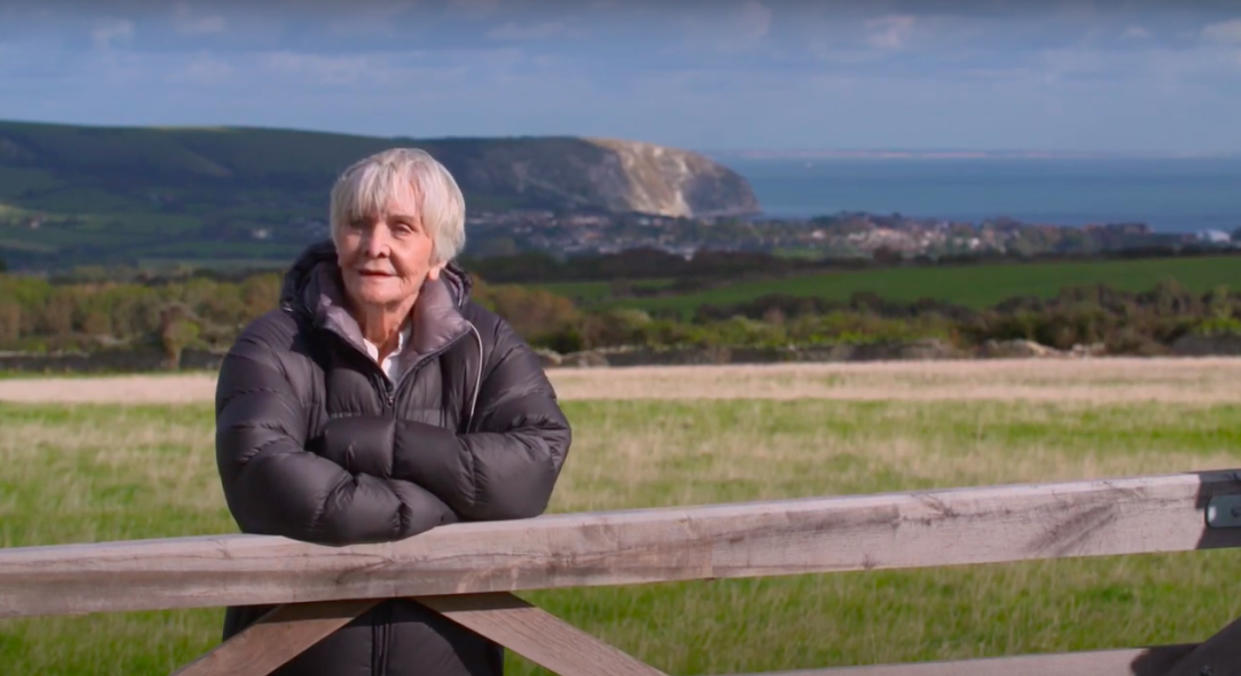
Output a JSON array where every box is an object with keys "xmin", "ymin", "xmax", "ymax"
[
  {"xmin": 2, "ymin": 266, "xmax": 1238, "ymax": 368},
  {"xmin": 461, "ymin": 245, "xmax": 1241, "ymax": 285}
]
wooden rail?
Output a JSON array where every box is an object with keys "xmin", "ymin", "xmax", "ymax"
[{"xmin": 4, "ymin": 469, "xmax": 1241, "ymax": 674}]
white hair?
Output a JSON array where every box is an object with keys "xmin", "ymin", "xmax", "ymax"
[{"xmin": 329, "ymin": 147, "xmax": 466, "ymax": 263}]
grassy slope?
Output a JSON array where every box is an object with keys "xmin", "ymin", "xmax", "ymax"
[
  {"xmin": 600, "ymin": 255, "xmax": 1241, "ymax": 316},
  {"xmin": 0, "ymin": 123, "xmax": 336, "ymax": 267},
  {"xmin": 3, "ymin": 396, "xmax": 1241, "ymax": 674},
  {"xmin": 0, "ymin": 121, "xmax": 640, "ymax": 269},
  {"xmin": 532, "ymin": 278, "xmax": 675, "ymax": 304}
]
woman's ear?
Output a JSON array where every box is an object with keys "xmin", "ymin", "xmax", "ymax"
[{"xmin": 427, "ymin": 260, "xmax": 448, "ymax": 281}]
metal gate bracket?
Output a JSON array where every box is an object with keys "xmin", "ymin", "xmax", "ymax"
[{"xmin": 1206, "ymin": 494, "xmax": 1241, "ymax": 528}]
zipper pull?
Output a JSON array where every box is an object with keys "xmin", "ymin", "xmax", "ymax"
[{"xmin": 377, "ymin": 374, "xmax": 395, "ymax": 410}]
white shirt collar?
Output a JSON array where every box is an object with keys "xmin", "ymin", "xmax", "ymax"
[{"xmin": 361, "ymin": 321, "xmax": 412, "ymax": 381}]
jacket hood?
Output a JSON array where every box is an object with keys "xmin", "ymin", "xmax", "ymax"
[{"xmin": 280, "ymin": 240, "xmax": 475, "ymax": 364}]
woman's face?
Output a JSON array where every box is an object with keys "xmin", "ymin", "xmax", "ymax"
[{"xmin": 334, "ymin": 189, "xmax": 444, "ymax": 313}]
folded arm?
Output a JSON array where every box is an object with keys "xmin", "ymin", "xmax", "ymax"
[
  {"xmin": 215, "ymin": 336, "xmax": 457, "ymax": 545},
  {"xmin": 319, "ymin": 320, "xmax": 571, "ymax": 521}
]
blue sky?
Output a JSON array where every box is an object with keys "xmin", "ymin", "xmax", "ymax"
[{"xmin": 2, "ymin": 1, "xmax": 1240, "ymax": 154}]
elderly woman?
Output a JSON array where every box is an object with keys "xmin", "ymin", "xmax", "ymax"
[{"xmin": 215, "ymin": 148, "xmax": 571, "ymax": 675}]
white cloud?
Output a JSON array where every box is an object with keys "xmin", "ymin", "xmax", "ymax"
[
  {"xmin": 865, "ymin": 15, "xmax": 915, "ymax": 50},
  {"xmin": 261, "ymin": 51, "xmax": 377, "ymax": 86},
  {"xmin": 1121, "ymin": 25, "xmax": 1149, "ymax": 40},
  {"xmin": 807, "ymin": 38, "xmax": 900, "ymax": 64},
  {"xmin": 173, "ymin": 4, "xmax": 226, "ymax": 35},
  {"xmin": 448, "ymin": 0, "xmax": 500, "ymax": 19},
  {"xmin": 682, "ymin": 1, "xmax": 771, "ymax": 53},
  {"xmin": 91, "ymin": 18, "xmax": 133, "ymax": 50},
  {"xmin": 1203, "ymin": 19, "xmax": 1241, "ymax": 44},
  {"xmin": 166, "ymin": 53, "xmax": 233, "ymax": 85},
  {"xmin": 324, "ymin": 3, "xmax": 418, "ymax": 37},
  {"xmin": 735, "ymin": 1, "xmax": 772, "ymax": 45},
  {"xmin": 244, "ymin": 49, "xmax": 498, "ymax": 93},
  {"xmin": 486, "ymin": 21, "xmax": 575, "ymax": 41},
  {"xmin": 1039, "ymin": 47, "xmax": 1108, "ymax": 76}
]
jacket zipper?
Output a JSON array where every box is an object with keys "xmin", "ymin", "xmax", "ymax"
[
  {"xmin": 380, "ymin": 373, "xmax": 395, "ymax": 411},
  {"xmin": 377, "ymin": 601, "xmax": 392, "ymax": 676},
  {"xmin": 353, "ymin": 327, "xmax": 474, "ymax": 676},
  {"xmin": 387, "ymin": 326, "xmax": 477, "ymax": 422}
]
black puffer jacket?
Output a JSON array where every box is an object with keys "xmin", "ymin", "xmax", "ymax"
[{"xmin": 215, "ymin": 241, "xmax": 571, "ymax": 676}]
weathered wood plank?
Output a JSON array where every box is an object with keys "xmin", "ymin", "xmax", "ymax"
[
  {"xmin": 722, "ymin": 644, "xmax": 1196, "ymax": 676},
  {"xmin": 1164, "ymin": 613, "xmax": 1241, "ymax": 676},
  {"xmin": 415, "ymin": 592, "xmax": 665, "ymax": 675},
  {"xmin": 4, "ymin": 470, "xmax": 1241, "ymax": 618},
  {"xmin": 172, "ymin": 599, "xmax": 377, "ymax": 676}
]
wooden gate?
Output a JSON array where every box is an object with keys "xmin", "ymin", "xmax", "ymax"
[{"xmin": 4, "ymin": 469, "xmax": 1241, "ymax": 675}]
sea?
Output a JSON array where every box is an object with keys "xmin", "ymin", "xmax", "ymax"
[{"xmin": 719, "ymin": 156, "xmax": 1241, "ymax": 235}]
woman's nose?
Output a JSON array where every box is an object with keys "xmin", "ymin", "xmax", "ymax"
[{"xmin": 362, "ymin": 225, "xmax": 390, "ymax": 256}]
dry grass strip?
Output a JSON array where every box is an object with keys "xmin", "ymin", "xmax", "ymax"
[
  {"xmin": 550, "ymin": 357, "xmax": 1241, "ymax": 404},
  {"xmin": 2, "ymin": 357, "xmax": 1240, "ymax": 404},
  {"xmin": 0, "ymin": 374, "xmax": 218, "ymax": 404}
]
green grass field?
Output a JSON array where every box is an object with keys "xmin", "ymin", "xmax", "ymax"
[
  {"xmin": 593, "ymin": 255, "xmax": 1241, "ymax": 317},
  {"xmin": 533, "ymin": 278, "xmax": 675, "ymax": 305},
  {"xmin": 3, "ymin": 380, "xmax": 1241, "ymax": 674}
]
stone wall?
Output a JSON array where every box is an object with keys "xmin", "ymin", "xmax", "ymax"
[
  {"xmin": 1171, "ymin": 333, "xmax": 1241, "ymax": 356},
  {"xmin": 0, "ymin": 348, "xmax": 226, "ymax": 373},
  {"xmin": 549, "ymin": 338, "xmax": 968, "ymax": 368}
]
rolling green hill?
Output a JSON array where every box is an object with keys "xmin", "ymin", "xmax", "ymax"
[{"xmin": 0, "ymin": 120, "xmax": 756, "ymax": 270}]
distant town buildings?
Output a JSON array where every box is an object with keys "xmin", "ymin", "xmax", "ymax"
[{"xmin": 465, "ymin": 209, "xmax": 1236, "ymax": 261}]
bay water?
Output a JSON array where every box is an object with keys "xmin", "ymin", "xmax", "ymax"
[{"xmin": 720, "ymin": 156, "xmax": 1241, "ymax": 234}]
